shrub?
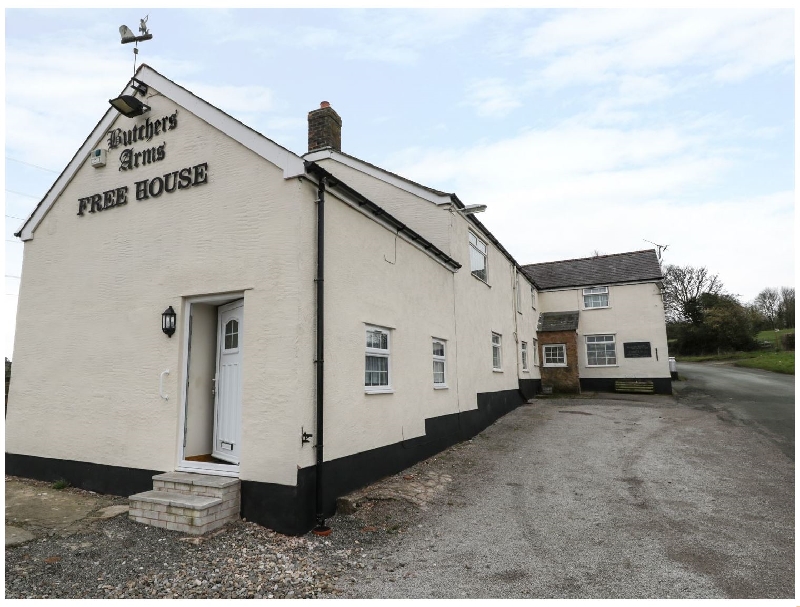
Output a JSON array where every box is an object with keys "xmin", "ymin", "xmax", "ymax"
[{"xmin": 52, "ymin": 479, "xmax": 70, "ymax": 490}]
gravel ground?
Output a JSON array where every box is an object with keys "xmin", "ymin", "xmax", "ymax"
[
  {"xmin": 5, "ymin": 515, "xmax": 349, "ymax": 599},
  {"xmin": 6, "ymin": 393, "xmax": 794, "ymax": 599}
]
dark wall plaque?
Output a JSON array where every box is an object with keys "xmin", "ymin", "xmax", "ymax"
[{"xmin": 623, "ymin": 342, "xmax": 651, "ymax": 358}]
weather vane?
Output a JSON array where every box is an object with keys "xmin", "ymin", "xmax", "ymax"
[{"xmin": 119, "ymin": 15, "xmax": 154, "ymax": 75}]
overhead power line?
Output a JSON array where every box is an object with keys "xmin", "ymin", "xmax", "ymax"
[
  {"xmin": 7, "ymin": 157, "xmax": 59, "ymax": 173},
  {"xmin": 6, "ymin": 189, "xmax": 41, "ymax": 200}
]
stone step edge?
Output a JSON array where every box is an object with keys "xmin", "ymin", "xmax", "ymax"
[
  {"xmin": 152, "ymin": 471, "xmax": 240, "ymax": 489},
  {"xmin": 129, "ymin": 490, "xmax": 222, "ymax": 510}
]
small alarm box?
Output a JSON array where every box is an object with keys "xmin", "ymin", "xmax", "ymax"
[{"xmin": 90, "ymin": 148, "xmax": 107, "ymax": 168}]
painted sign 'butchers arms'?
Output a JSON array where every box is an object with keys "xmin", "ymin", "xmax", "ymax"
[{"xmin": 76, "ymin": 109, "xmax": 209, "ymax": 217}]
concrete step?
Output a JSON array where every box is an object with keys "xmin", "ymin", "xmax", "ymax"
[
  {"xmin": 152, "ymin": 471, "xmax": 239, "ymax": 499},
  {"xmin": 130, "ymin": 489, "xmax": 222, "ymax": 510},
  {"xmin": 129, "ymin": 472, "xmax": 241, "ymax": 535}
]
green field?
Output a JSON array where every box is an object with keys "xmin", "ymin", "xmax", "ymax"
[
  {"xmin": 755, "ymin": 328, "xmax": 794, "ymax": 345},
  {"xmin": 677, "ymin": 350, "xmax": 794, "ymax": 375},
  {"xmin": 734, "ymin": 351, "xmax": 794, "ymax": 374}
]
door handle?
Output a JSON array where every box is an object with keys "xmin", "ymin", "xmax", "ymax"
[{"xmin": 160, "ymin": 369, "xmax": 170, "ymax": 400}]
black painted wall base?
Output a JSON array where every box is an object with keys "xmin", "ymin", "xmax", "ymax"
[
  {"xmin": 5, "ymin": 453, "xmax": 160, "ymax": 496},
  {"xmin": 7, "ymin": 382, "xmax": 537, "ymax": 536},
  {"xmin": 579, "ymin": 377, "xmax": 672, "ymax": 395}
]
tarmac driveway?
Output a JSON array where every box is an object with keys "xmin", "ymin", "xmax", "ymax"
[
  {"xmin": 5, "ymin": 391, "xmax": 794, "ymax": 598},
  {"xmin": 327, "ymin": 394, "xmax": 794, "ymax": 599}
]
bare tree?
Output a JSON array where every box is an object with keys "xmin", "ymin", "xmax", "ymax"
[
  {"xmin": 778, "ymin": 286, "xmax": 795, "ymax": 329},
  {"xmin": 754, "ymin": 287, "xmax": 780, "ymax": 329},
  {"xmin": 662, "ymin": 264, "xmax": 724, "ymax": 323}
]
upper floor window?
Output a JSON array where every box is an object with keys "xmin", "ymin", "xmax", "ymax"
[
  {"xmin": 521, "ymin": 341, "xmax": 529, "ymax": 371},
  {"xmin": 531, "ymin": 286, "xmax": 537, "ymax": 310},
  {"xmin": 469, "ymin": 232, "xmax": 488, "ymax": 282},
  {"xmin": 583, "ymin": 286, "xmax": 609, "ymax": 309},
  {"xmin": 432, "ymin": 339, "xmax": 447, "ymax": 387},
  {"xmin": 365, "ymin": 325, "xmax": 391, "ymax": 392}
]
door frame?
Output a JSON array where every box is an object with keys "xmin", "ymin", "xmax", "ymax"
[{"xmin": 176, "ymin": 291, "xmax": 245, "ymax": 477}]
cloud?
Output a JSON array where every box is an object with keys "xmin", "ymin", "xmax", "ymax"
[
  {"xmin": 464, "ymin": 78, "xmax": 523, "ymax": 118},
  {"xmin": 192, "ymin": 9, "xmax": 488, "ymax": 66},
  {"xmin": 385, "ymin": 120, "xmax": 791, "ymax": 302},
  {"xmin": 462, "ymin": 9, "xmax": 793, "ymax": 120},
  {"xmin": 524, "ymin": 10, "xmax": 792, "ymax": 85}
]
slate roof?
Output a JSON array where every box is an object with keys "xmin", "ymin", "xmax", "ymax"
[
  {"xmin": 522, "ymin": 250, "xmax": 662, "ymax": 290},
  {"xmin": 538, "ymin": 311, "xmax": 580, "ymax": 332}
]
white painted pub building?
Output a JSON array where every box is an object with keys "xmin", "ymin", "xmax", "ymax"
[{"xmin": 6, "ymin": 66, "xmax": 670, "ymax": 534}]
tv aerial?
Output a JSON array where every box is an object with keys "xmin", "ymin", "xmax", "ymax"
[
  {"xmin": 644, "ymin": 239, "xmax": 669, "ymax": 262},
  {"xmin": 119, "ymin": 15, "xmax": 153, "ymax": 74}
]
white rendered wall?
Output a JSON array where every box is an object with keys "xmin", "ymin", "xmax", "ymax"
[
  {"xmin": 5, "ymin": 87, "xmax": 317, "ymax": 486},
  {"xmin": 539, "ymin": 283, "xmax": 670, "ymax": 378},
  {"xmin": 322, "ymin": 187, "xmax": 540, "ymax": 461},
  {"xmin": 450, "ymin": 215, "xmax": 540, "ymax": 403}
]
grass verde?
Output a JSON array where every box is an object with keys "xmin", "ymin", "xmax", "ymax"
[{"xmin": 676, "ymin": 329, "xmax": 794, "ymax": 375}]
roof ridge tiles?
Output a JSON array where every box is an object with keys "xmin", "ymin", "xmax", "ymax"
[{"xmin": 522, "ymin": 249, "xmax": 656, "ymax": 268}]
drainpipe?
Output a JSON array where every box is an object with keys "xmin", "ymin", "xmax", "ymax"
[{"xmin": 313, "ymin": 176, "xmax": 330, "ymax": 535}]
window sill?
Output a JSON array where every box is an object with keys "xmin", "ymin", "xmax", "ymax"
[
  {"xmin": 583, "ymin": 306, "xmax": 610, "ymax": 310},
  {"xmin": 471, "ymin": 273, "xmax": 491, "ymax": 288},
  {"xmin": 585, "ymin": 364, "xmax": 619, "ymax": 368},
  {"xmin": 522, "ymin": 369, "xmax": 530, "ymax": 374},
  {"xmin": 365, "ymin": 387, "xmax": 394, "ymax": 394},
  {"xmin": 492, "ymin": 368, "xmax": 503, "ymax": 373},
  {"xmin": 543, "ymin": 363, "xmax": 568, "ymax": 368},
  {"xmin": 433, "ymin": 384, "xmax": 449, "ymax": 390}
]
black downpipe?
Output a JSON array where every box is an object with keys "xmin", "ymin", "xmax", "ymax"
[{"xmin": 313, "ymin": 176, "xmax": 329, "ymax": 534}]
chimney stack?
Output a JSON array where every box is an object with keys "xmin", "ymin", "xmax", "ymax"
[{"xmin": 308, "ymin": 101, "xmax": 342, "ymax": 153}]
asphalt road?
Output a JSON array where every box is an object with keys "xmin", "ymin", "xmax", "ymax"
[
  {"xmin": 326, "ymin": 394, "xmax": 794, "ymax": 599},
  {"xmin": 676, "ymin": 362, "xmax": 795, "ymax": 460}
]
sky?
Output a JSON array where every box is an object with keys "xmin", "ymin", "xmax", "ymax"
[{"xmin": 3, "ymin": 8, "xmax": 795, "ymax": 360}]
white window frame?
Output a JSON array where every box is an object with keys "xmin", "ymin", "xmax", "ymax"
[
  {"xmin": 532, "ymin": 338, "xmax": 538, "ymax": 366},
  {"xmin": 365, "ymin": 325, "xmax": 393, "ymax": 393},
  {"xmin": 531, "ymin": 286, "xmax": 537, "ymax": 310},
  {"xmin": 585, "ymin": 334, "xmax": 618, "ymax": 367},
  {"xmin": 432, "ymin": 338, "xmax": 447, "ymax": 389},
  {"xmin": 543, "ymin": 344, "xmax": 567, "ymax": 367},
  {"xmin": 492, "ymin": 332, "xmax": 503, "ymax": 371},
  {"xmin": 521, "ymin": 341, "xmax": 529, "ymax": 372},
  {"xmin": 583, "ymin": 286, "xmax": 609, "ymax": 309},
  {"xmin": 469, "ymin": 231, "xmax": 489, "ymax": 284}
]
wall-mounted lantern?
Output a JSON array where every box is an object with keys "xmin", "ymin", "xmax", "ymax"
[{"xmin": 162, "ymin": 306, "xmax": 176, "ymax": 338}]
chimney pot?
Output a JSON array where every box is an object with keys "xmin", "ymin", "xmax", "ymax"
[{"xmin": 320, "ymin": 101, "xmax": 330, "ymax": 108}]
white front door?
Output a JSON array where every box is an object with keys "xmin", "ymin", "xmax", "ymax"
[{"xmin": 212, "ymin": 299, "xmax": 243, "ymax": 464}]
